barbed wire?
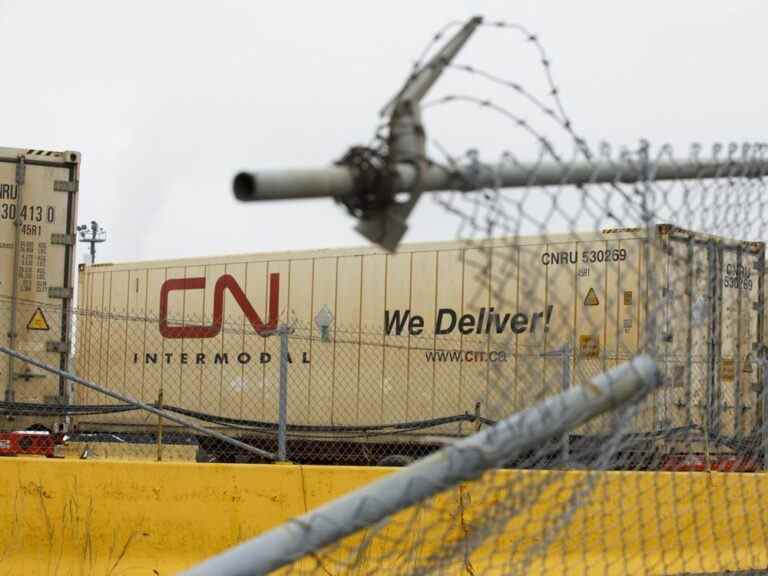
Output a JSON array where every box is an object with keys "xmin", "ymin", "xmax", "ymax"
[{"xmin": 7, "ymin": 15, "xmax": 768, "ymax": 575}]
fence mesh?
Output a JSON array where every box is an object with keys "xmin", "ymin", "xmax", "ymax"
[
  {"xmin": 261, "ymin": 149, "xmax": 768, "ymax": 573},
  {"xmin": 3, "ymin": 163, "xmax": 768, "ymax": 573},
  {"xmin": 2, "ymin": 16, "xmax": 768, "ymax": 576},
  {"xmin": 240, "ymin": 18, "xmax": 768, "ymax": 575}
]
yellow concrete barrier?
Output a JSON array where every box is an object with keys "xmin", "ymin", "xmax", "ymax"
[
  {"xmin": 0, "ymin": 458, "xmax": 387, "ymax": 575},
  {"xmin": 0, "ymin": 458, "xmax": 767, "ymax": 575}
]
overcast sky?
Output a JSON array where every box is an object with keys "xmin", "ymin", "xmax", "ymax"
[{"xmin": 1, "ymin": 1, "xmax": 766, "ymax": 263}]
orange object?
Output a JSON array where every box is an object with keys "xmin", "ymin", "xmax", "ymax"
[
  {"xmin": 661, "ymin": 453, "xmax": 760, "ymax": 472},
  {"xmin": 0, "ymin": 431, "xmax": 64, "ymax": 457}
]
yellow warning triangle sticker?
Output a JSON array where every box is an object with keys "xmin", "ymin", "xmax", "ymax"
[
  {"xmin": 27, "ymin": 307, "xmax": 50, "ymax": 331},
  {"xmin": 584, "ymin": 288, "xmax": 600, "ymax": 306}
]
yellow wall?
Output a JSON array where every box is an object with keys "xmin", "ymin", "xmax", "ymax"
[{"xmin": 1, "ymin": 458, "xmax": 767, "ymax": 575}]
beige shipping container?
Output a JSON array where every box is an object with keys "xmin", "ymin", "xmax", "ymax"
[
  {"xmin": 73, "ymin": 225, "xmax": 765, "ymax": 445},
  {"xmin": 0, "ymin": 147, "xmax": 80, "ymax": 431}
]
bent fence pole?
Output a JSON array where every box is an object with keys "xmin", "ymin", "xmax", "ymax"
[
  {"xmin": 234, "ymin": 149, "xmax": 768, "ymax": 253},
  {"xmin": 182, "ymin": 354, "xmax": 660, "ymax": 576},
  {"xmin": 234, "ymin": 155, "xmax": 768, "ymax": 204},
  {"xmin": 0, "ymin": 345, "xmax": 277, "ymax": 461}
]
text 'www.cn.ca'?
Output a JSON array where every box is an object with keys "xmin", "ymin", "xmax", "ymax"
[{"xmin": 424, "ymin": 351, "xmax": 509, "ymax": 363}]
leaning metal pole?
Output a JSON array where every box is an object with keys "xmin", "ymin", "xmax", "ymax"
[
  {"xmin": 182, "ymin": 354, "xmax": 660, "ymax": 576},
  {"xmin": 0, "ymin": 346, "xmax": 277, "ymax": 461}
]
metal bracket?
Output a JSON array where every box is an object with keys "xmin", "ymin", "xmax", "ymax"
[
  {"xmin": 234, "ymin": 16, "xmax": 483, "ymax": 253},
  {"xmin": 13, "ymin": 371, "xmax": 45, "ymax": 381},
  {"xmin": 54, "ymin": 180, "xmax": 78, "ymax": 193},
  {"xmin": 46, "ymin": 341, "xmax": 69, "ymax": 353},
  {"xmin": 355, "ymin": 17, "xmax": 482, "ymax": 251},
  {"xmin": 50, "ymin": 233, "xmax": 75, "ymax": 246},
  {"xmin": 48, "ymin": 286, "xmax": 73, "ymax": 299}
]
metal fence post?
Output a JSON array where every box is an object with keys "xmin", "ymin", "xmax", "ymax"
[
  {"xmin": 561, "ymin": 344, "xmax": 571, "ymax": 465},
  {"xmin": 277, "ymin": 325, "xmax": 290, "ymax": 462},
  {"xmin": 541, "ymin": 345, "xmax": 572, "ymax": 467},
  {"xmin": 156, "ymin": 387, "xmax": 164, "ymax": 462},
  {"xmin": 5, "ymin": 157, "xmax": 25, "ymax": 405}
]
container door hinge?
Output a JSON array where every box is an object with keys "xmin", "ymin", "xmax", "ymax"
[
  {"xmin": 46, "ymin": 341, "xmax": 69, "ymax": 353},
  {"xmin": 54, "ymin": 180, "xmax": 78, "ymax": 193},
  {"xmin": 48, "ymin": 287, "xmax": 73, "ymax": 299},
  {"xmin": 13, "ymin": 371, "xmax": 45, "ymax": 381},
  {"xmin": 15, "ymin": 158, "xmax": 25, "ymax": 185},
  {"xmin": 50, "ymin": 233, "xmax": 75, "ymax": 246}
]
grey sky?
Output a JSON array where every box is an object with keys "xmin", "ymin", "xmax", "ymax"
[{"xmin": 1, "ymin": 1, "xmax": 765, "ymax": 263}]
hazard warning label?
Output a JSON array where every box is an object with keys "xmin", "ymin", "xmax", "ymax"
[
  {"xmin": 579, "ymin": 334, "xmax": 600, "ymax": 357},
  {"xmin": 27, "ymin": 308, "xmax": 49, "ymax": 331},
  {"xmin": 584, "ymin": 288, "xmax": 600, "ymax": 306}
]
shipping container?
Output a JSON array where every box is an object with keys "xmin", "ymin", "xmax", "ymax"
[
  {"xmin": 72, "ymin": 225, "xmax": 765, "ymax": 463},
  {"xmin": 0, "ymin": 147, "xmax": 80, "ymax": 431}
]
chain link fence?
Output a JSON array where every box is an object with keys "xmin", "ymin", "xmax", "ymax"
[
  {"xmin": 182, "ymin": 12, "xmax": 768, "ymax": 572},
  {"xmin": 2, "ymin": 154, "xmax": 768, "ymax": 573},
  {"xmin": 1, "ymin": 14, "xmax": 768, "ymax": 576},
  {"xmin": 184, "ymin": 146, "xmax": 768, "ymax": 575}
]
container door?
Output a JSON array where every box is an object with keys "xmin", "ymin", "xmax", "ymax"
[
  {"xmin": 720, "ymin": 243, "xmax": 764, "ymax": 440},
  {"xmin": 665, "ymin": 235, "xmax": 718, "ymax": 438},
  {"xmin": 0, "ymin": 150, "xmax": 79, "ymax": 432},
  {"xmin": 658, "ymin": 235, "xmax": 692, "ymax": 431},
  {"xmin": 667, "ymin": 233, "xmax": 765, "ymax": 446}
]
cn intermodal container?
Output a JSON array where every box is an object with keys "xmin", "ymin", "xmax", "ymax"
[
  {"xmin": 0, "ymin": 147, "xmax": 80, "ymax": 431},
  {"xmin": 73, "ymin": 225, "xmax": 765, "ymax": 442}
]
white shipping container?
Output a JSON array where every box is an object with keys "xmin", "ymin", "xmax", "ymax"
[
  {"xmin": 0, "ymin": 147, "xmax": 80, "ymax": 429},
  {"xmin": 72, "ymin": 225, "xmax": 765, "ymax": 446}
]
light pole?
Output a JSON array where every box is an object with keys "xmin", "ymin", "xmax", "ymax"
[{"xmin": 77, "ymin": 220, "xmax": 107, "ymax": 264}]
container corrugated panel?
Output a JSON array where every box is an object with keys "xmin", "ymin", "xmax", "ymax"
[
  {"xmin": 0, "ymin": 147, "xmax": 80, "ymax": 428},
  {"xmin": 73, "ymin": 225, "xmax": 765, "ymax": 440}
]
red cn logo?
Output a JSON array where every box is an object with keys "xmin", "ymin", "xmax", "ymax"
[{"xmin": 159, "ymin": 274, "xmax": 279, "ymax": 338}]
